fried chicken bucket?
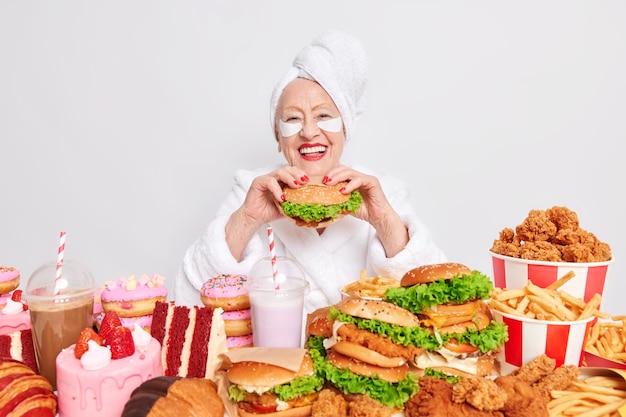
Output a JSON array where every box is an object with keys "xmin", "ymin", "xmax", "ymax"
[
  {"xmin": 492, "ymin": 309, "xmax": 595, "ymax": 375},
  {"xmin": 490, "ymin": 252, "xmax": 613, "ymax": 305},
  {"xmin": 489, "ymin": 205, "xmax": 613, "ymax": 306}
]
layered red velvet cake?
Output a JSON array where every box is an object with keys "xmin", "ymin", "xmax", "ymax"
[
  {"xmin": 0, "ymin": 328, "xmax": 38, "ymax": 372},
  {"xmin": 56, "ymin": 316, "xmax": 163, "ymax": 417},
  {"xmin": 150, "ymin": 301, "xmax": 226, "ymax": 380}
]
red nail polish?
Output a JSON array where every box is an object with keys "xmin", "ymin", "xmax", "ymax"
[
  {"xmin": 322, "ymin": 176, "xmax": 328, "ymax": 183},
  {"xmin": 340, "ymin": 187, "xmax": 346, "ymax": 193},
  {"xmin": 294, "ymin": 180, "xmax": 299, "ymax": 186},
  {"xmin": 281, "ymin": 194, "xmax": 286, "ymax": 202},
  {"xmin": 301, "ymin": 176, "xmax": 309, "ymax": 182}
]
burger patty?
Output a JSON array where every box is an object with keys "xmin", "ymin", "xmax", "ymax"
[{"xmin": 337, "ymin": 324, "xmax": 424, "ymax": 360}]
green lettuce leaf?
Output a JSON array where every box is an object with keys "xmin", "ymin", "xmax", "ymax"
[
  {"xmin": 329, "ymin": 307, "xmax": 508, "ymax": 352},
  {"xmin": 383, "ymin": 271, "xmax": 494, "ymax": 314},
  {"xmin": 281, "ymin": 190, "xmax": 362, "ymax": 222},
  {"xmin": 228, "ymin": 373, "xmax": 324, "ymax": 402}
]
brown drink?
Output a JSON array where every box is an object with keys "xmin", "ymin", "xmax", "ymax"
[
  {"xmin": 25, "ymin": 260, "xmax": 96, "ymax": 391},
  {"xmin": 29, "ymin": 294, "xmax": 93, "ymax": 390}
]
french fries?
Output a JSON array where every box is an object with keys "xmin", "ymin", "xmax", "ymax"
[
  {"xmin": 488, "ymin": 272, "xmax": 608, "ymax": 322},
  {"xmin": 548, "ymin": 375, "xmax": 626, "ymax": 417},
  {"xmin": 586, "ymin": 317, "xmax": 626, "ymax": 364},
  {"xmin": 340, "ymin": 270, "xmax": 400, "ymax": 299}
]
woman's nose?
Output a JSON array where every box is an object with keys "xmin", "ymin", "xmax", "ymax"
[{"xmin": 299, "ymin": 119, "xmax": 320, "ymax": 139}]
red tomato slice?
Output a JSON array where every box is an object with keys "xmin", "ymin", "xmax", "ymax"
[{"xmin": 251, "ymin": 403, "xmax": 278, "ymax": 413}]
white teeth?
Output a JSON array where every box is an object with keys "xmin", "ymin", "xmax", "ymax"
[{"xmin": 299, "ymin": 146, "xmax": 327, "ymax": 155}]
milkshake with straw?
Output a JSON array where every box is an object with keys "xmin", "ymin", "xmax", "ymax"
[
  {"xmin": 246, "ymin": 227, "xmax": 310, "ymax": 348},
  {"xmin": 25, "ymin": 232, "xmax": 96, "ymax": 390}
]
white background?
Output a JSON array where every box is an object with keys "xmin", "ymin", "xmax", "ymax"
[{"xmin": 1, "ymin": 2, "xmax": 624, "ymax": 313}]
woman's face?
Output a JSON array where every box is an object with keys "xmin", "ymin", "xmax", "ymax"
[{"xmin": 275, "ymin": 78, "xmax": 345, "ymax": 177}]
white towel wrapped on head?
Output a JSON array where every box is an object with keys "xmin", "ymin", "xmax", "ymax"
[{"xmin": 270, "ymin": 30, "xmax": 368, "ymax": 141}]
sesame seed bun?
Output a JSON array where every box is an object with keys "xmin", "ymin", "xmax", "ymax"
[{"xmin": 401, "ymin": 263, "xmax": 472, "ymax": 287}]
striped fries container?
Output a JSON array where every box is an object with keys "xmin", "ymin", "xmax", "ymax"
[
  {"xmin": 492, "ymin": 309, "xmax": 595, "ymax": 375},
  {"xmin": 490, "ymin": 251, "xmax": 613, "ymax": 306}
]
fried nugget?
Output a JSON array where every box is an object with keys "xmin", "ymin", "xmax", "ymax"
[
  {"xmin": 546, "ymin": 206, "xmax": 580, "ymax": 231},
  {"xmin": 453, "ymin": 377, "xmax": 507, "ymax": 411},
  {"xmin": 509, "ymin": 354, "xmax": 556, "ymax": 384},
  {"xmin": 312, "ymin": 389, "xmax": 347, "ymax": 417},
  {"xmin": 532, "ymin": 365, "xmax": 579, "ymax": 403},
  {"xmin": 515, "ymin": 210, "xmax": 557, "ymax": 242},
  {"xmin": 519, "ymin": 241, "xmax": 563, "ymax": 262},
  {"xmin": 348, "ymin": 394, "xmax": 393, "ymax": 417}
]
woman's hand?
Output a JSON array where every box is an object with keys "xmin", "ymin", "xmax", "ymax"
[
  {"xmin": 324, "ymin": 165, "xmax": 409, "ymax": 257},
  {"xmin": 225, "ymin": 166, "xmax": 309, "ymax": 261}
]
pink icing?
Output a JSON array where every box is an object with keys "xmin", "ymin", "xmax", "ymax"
[
  {"xmin": 0, "ymin": 266, "xmax": 19, "ymax": 283},
  {"xmin": 0, "ymin": 310, "xmax": 31, "ymax": 336},
  {"xmin": 201, "ymin": 274, "xmax": 248, "ymax": 298},
  {"xmin": 101, "ymin": 274, "xmax": 167, "ymax": 302},
  {"xmin": 222, "ymin": 308, "xmax": 251, "ymax": 321},
  {"xmin": 95, "ymin": 312, "xmax": 153, "ymax": 330},
  {"xmin": 226, "ymin": 334, "xmax": 254, "ymax": 348},
  {"xmin": 0, "ymin": 293, "xmax": 11, "ymax": 307},
  {"xmin": 56, "ymin": 337, "xmax": 163, "ymax": 417}
]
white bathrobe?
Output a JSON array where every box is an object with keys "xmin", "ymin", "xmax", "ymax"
[{"xmin": 174, "ymin": 164, "xmax": 446, "ymax": 313}]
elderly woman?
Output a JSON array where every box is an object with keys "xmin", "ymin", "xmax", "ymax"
[{"xmin": 175, "ymin": 30, "xmax": 446, "ymax": 312}]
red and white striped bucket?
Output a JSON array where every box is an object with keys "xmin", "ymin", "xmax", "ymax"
[
  {"xmin": 492, "ymin": 309, "xmax": 595, "ymax": 375},
  {"xmin": 490, "ymin": 251, "xmax": 613, "ymax": 305}
]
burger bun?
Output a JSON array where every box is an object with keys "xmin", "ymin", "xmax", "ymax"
[{"xmin": 401, "ymin": 262, "xmax": 472, "ymax": 287}]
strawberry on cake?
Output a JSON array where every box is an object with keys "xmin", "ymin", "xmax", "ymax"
[
  {"xmin": 56, "ymin": 311, "xmax": 163, "ymax": 417},
  {"xmin": 99, "ymin": 274, "xmax": 167, "ymax": 333}
]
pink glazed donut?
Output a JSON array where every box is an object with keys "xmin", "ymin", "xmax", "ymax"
[
  {"xmin": 200, "ymin": 274, "xmax": 249, "ymax": 312},
  {"xmin": 226, "ymin": 334, "xmax": 254, "ymax": 350},
  {"xmin": 222, "ymin": 308, "xmax": 252, "ymax": 337},
  {"xmin": 0, "ymin": 266, "xmax": 20, "ymax": 295},
  {"xmin": 101, "ymin": 274, "xmax": 167, "ymax": 318}
]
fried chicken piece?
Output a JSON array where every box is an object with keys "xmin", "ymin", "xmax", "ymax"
[
  {"xmin": 348, "ymin": 394, "xmax": 393, "ymax": 417},
  {"xmin": 509, "ymin": 354, "xmax": 556, "ymax": 384},
  {"xmin": 515, "ymin": 210, "xmax": 557, "ymax": 242},
  {"xmin": 312, "ymin": 389, "xmax": 348, "ymax": 417},
  {"xmin": 337, "ymin": 323, "xmax": 424, "ymax": 361},
  {"xmin": 532, "ymin": 365, "xmax": 579, "ymax": 403},
  {"xmin": 562, "ymin": 243, "xmax": 596, "ymax": 262},
  {"xmin": 519, "ymin": 241, "xmax": 563, "ymax": 262},
  {"xmin": 491, "ymin": 228, "xmax": 521, "ymax": 258},
  {"xmin": 546, "ymin": 206, "xmax": 579, "ymax": 231},
  {"xmin": 495, "ymin": 376, "xmax": 548, "ymax": 417},
  {"xmin": 453, "ymin": 377, "xmax": 507, "ymax": 411},
  {"xmin": 405, "ymin": 377, "xmax": 504, "ymax": 417}
]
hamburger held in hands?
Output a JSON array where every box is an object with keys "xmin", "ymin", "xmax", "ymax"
[
  {"xmin": 383, "ymin": 262, "xmax": 508, "ymax": 377},
  {"xmin": 280, "ymin": 176, "xmax": 362, "ymax": 228}
]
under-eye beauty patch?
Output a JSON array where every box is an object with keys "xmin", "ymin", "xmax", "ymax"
[
  {"xmin": 278, "ymin": 117, "xmax": 343, "ymax": 137},
  {"xmin": 279, "ymin": 120, "xmax": 302, "ymax": 137},
  {"xmin": 317, "ymin": 117, "xmax": 343, "ymax": 133}
]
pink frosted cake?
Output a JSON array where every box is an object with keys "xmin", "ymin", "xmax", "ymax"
[
  {"xmin": 56, "ymin": 324, "xmax": 163, "ymax": 417},
  {"xmin": 0, "ymin": 292, "xmax": 31, "ymax": 335}
]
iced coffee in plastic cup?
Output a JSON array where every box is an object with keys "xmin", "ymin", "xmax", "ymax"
[
  {"xmin": 247, "ymin": 257, "xmax": 310, "ymax": 348},
  {"xmin": 25, "ymin": 260, "xmax": 95, "ymax": 390}
]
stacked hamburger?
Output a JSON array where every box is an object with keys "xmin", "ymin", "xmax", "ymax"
[
  {"xmin": 307, "ymin": 262, "xmax": 508, "ymax": 409},
  {"xmin": 384, "ymin": 262, "xmax": 508, "ymax": 377}
]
